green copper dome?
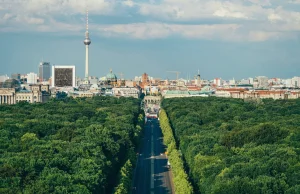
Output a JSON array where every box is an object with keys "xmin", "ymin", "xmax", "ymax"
[{"xmin": 106, "ymin": 69, "xmax": 117, "ymax": 80}]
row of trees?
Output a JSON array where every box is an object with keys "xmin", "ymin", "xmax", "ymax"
[
  {"xmin": 159, "ymin": 109, "xmax": 193, "ymax": 194},
  {"xmin": 162, "ymin": 97, "xmax": 300, "ymax": 194},
  {"xmin": 0, "ymin": 96, "xmax": 143, "ymax": 193},
  {"xmin": 114, "ymin": 113, "xmax": 144, "ymax": 194}
]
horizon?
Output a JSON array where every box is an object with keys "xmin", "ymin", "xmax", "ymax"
[{"xmin": 1, "ymin": 0, "xmax": 300, "ymax": 80}]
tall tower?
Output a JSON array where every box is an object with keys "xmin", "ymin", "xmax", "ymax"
[
  {"xmin": 83, "ymin": 2, "xmax": 91, "ymax": 83},
  {"xmin": 195, "ymin": 69, "xmax": 201, "ymax": 86}
]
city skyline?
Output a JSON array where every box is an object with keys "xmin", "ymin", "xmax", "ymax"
[{"xmin": 1, "ymin": 0, "xmax": 300, "ymax": 79}]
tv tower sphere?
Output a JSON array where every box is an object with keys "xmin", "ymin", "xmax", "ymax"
[{"xmin": 84, "ymin": 31, "xmax": 91, "ymax": 45}]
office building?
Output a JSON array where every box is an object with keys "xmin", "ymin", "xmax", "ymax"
[
  {"xmin": 39, "ymin": 62, "xmax": 51, "ymax": 82},
  {"xmin": 52, "ymin": 65, "xmax": 76, "ymax": 87}
]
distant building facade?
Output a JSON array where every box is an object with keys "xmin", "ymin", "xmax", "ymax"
[
  {"xmin": 27, "ymin": 72, "xmax": 38, "ymax": 84},
  {"xmin": 113, "ymin": 87, "xmax": 141, "ymax": 98},
  {"xmin": 0, "ymin": 79, "xmax": 50, "ymax": 105},
  {"xmin": 52, "ymin": 65, "xmax": 76, "ymax": 87},
  {"xmin": 0, "ymin": 75, "xmax": 9, "ymax": 82},
  {"xmin": 39, "ymin": 62, "xmax": 51, "ymax": 82}
]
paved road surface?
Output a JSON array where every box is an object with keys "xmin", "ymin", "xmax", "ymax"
[{"xmin": 132, "ymin": 118, "xmax": 174, "ymax": 194}]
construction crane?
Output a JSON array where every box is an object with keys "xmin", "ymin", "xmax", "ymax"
[
  {"xmin": 118, "ymin": 72, "xmax": 124, "ymax": 80},
  {"xmin": 167, "ymin": 71, "xmax": 181, "ymax": 81}
]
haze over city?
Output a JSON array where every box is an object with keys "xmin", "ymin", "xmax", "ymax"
[{"xmin": 1, "ymin": 0, "xmax": 300, "ymax": 79}]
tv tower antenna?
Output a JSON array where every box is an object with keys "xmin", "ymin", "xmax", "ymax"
[
  {"xmin": 83, "ymin": 0, "xmax": 91, "ymax": 83},
  {"xmin": 86, "ymin": 2, "xmax": 89, "ymax": 31}
]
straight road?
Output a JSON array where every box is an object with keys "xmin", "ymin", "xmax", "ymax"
[{"xmin": 132, "ymin": 118, "xmax": 174, "ymax": 194}]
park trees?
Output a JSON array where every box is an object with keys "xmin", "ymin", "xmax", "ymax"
[
  {"xmin": 0, "ymin": 96, "xmax": 143, "ymax": 194},
  {"xmin": 162, "ymin": 97, "xmax": 300, "ymax": 194}
]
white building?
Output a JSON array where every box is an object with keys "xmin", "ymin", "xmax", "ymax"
[
  {"xmin": 256, "ymin": 76, "xmax": 269, "ymax": 89},
  {"xmin": 215, "ymin": 91, "xmax": 231, "ymax": 98},
  {"xmin": 112, "ymin": 87, "xmax": 141, "ymax": 98},
  {"xmin": 284, "ymin": 79, "xmax": 292, "ymax": 88},
  {"xmin": 249, "ymin": 77, "xmax": 254, "ymax": 84},
  {"xmin": 229, "ymin": 78, "xmax": 236, "ymax": 85},
  {"xmin": 0, "ymin": 75, "xmax": 9, "ymax": 82},
  {"xmin": 134, "ymin": 76, "xmax": 142, "ymax": 82},
  {"xmin": 27, "ymin": 72, "xmax": 37, "ymax": 84},
  {"xmin": 125, "ymin": 81, "xmax": 136, "ymax": 87},
  {"xmin": 240, "ymin": 79, "xmax": 250, "ymax": 85},
  {"xmin": 0, "ymin": 85, "xmax": 50, "ymax": 105},
  {"xmin": 214, "ymin": 78, "xmax": 222, "ymax": 86},
  {"xmin": 291, "ymin": 77, "xmax": 300, "ymax": 88}
]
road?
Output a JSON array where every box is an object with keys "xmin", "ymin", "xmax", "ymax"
[{"xmin": 132, "ymin": 118, "xmax": 174, "ymax": 194}]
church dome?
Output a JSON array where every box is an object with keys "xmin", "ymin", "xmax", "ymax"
[
  {"xmin": 1, "ymin": 79, "xmax": 21, "ymax": 89},
  {"xmin": 106, "ymin": 69, "xmax": 117, "ymax": 80}
]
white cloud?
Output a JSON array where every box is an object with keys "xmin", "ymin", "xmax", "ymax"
[
  {"xmin": 3, "ymin": 13, "xmax": 13, "ymax": 21},
  {"xmin": 137, "ymin": 0, "xmax": 271, "ymax": 20},
  {"xmin": 99, "ymin": 23, "xmax": 171, "ymax": 39},
  {"xmin": 0, "ymin": 0, "xmax": 299, "ymax": 42},
  {"xmin": 213, "ymin": 8, "xmax": 247, "ymax": 19},
  {"xmin": 268, "ymin": 13, "xmax": 282, "ymax": 23},
  {"xmin": 289, "ymin": 0, "xmax": 300, "ymax": 4},
  {"xmin": 123, "ymin": 0, "xmax": 134, "ymax": 7},
  {"xmin": 248, "ymin": 31, "xmax": 280, "ymax": 42},
  {"xmin": 247, "ymin": 0, "xmax": 272, "ymax": 6},
  {"xmin": 3, "ymin": 0, "xmax": 114, "ymax": 15},
  {"xmin": 15, "ymin": 15, "xmax": 45, "ymax": 25},
  {"xmin": 96, "ymin": 22, "xmax": 291, "ymax": 42}
]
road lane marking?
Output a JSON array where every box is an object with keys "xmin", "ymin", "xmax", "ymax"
[{"xmin": 150, "ymin": 124, "xmax": 154, "ymax": 194}]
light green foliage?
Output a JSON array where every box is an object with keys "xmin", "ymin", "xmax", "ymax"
[
  {"xmin": 159, "ymin": 109, "xmax": 193, "ymax": 194},
  {"xmin": 0, "ymin": 96, "xmax": 143, "ymax": 194},
  {"xmin": 114, "ymin": 159, "xmax": 133, "ymax": 194},
  {"xmin": 162, "ymin": 97, "xmax": 300, "ymax": 194}
]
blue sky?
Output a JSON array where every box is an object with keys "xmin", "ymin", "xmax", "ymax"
[{"xmin": 1, "ymin": 0, "xmax": 300, "ymax": 80}]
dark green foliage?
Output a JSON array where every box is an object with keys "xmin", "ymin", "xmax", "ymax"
[
  {"xmin": 162, "ymin": 97, "xmax": 300, "ymax": 194},
  {"xmin": 0, "ymin": 96, "xmax": 143, "ymax": 194}
]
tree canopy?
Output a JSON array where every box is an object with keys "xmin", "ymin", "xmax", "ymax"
[
  {"xmin": 162, "ymin": 97, "xmax": 300, "ymax": 194},
  {"xmin": 0, "ymin": 96, "xmax": 143, "ymax": 194}
]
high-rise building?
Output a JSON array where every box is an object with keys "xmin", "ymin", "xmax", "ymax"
[
  {"xmin": 27, "ymin": 72, "xmax": 38, "ymax": 84},
  {"xmin": 52, "ymin": 65, "xmax": 76, "ymax": 87},
  {"xmin": 39, "ymin": 62, "xmax": 51, "ymax": 82},
  {"xmin": 83, "ymin": 5, "xmax": 91, "ymax": 84},
  {"xmin": 195, "ymin": 70, "xmax": 201, "ymax": 86}
]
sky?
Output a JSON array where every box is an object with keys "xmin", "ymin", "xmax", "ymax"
[{"xmin": 0, "ymin": 0, "xmax": 300, "ymax": 80}]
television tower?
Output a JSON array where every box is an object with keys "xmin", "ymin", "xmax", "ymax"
[{"xmin": 83, "ymin": 1, "xmax": 91, "ymax": 83}]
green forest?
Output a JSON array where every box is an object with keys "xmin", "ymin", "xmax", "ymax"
[
  {"xmin": 162, "ymin": 97, "xmax": 300, "ymax": 194},
  {"xmin": 0, "ymin": 97, "xmax": 144, "ymax": 194}
]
